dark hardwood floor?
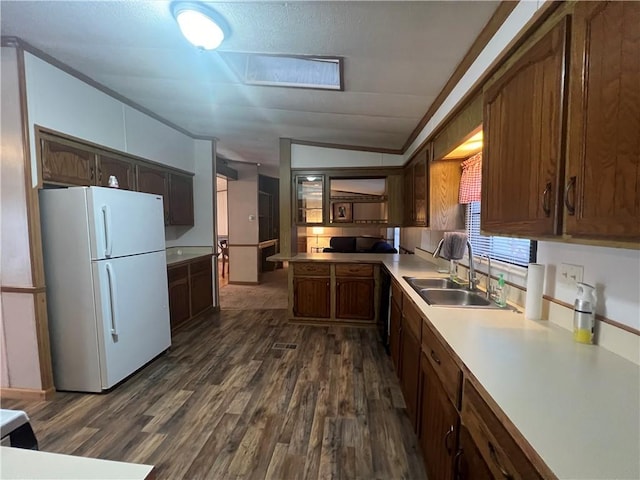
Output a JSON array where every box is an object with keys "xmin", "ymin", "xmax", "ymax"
[{"xmin": 3, "ymin": 309, "xmax": 426, "ymax": 479}]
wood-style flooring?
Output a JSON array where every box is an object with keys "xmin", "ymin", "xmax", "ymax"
[{"xmin": 3, "ymin": 309, "xmax": 426, "ymax": 479}]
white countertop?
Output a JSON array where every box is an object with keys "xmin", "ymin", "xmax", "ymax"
[
  {"xmin": 165, "ymin": 246, "xmax": 214, "ymax": 266},
  {"xmin": 0, "ymin": 447, "xmax": 154, "ymax": 479},
  {"xmin": 292, "ymin": 253, "xmax": 640, "ymax": 479}
]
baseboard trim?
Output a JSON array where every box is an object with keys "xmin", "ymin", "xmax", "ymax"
[
  {"xmin": 228, "ymin": 281, "xmax": 260, "ymax": 286},
  {"xmin": 0, "ymin": 386, "xmax": 55, "ymax": 401}
]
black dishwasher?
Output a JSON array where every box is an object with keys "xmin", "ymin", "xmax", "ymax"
[{"xmin": 378, "ymin": 268, "xmax": 391, "ymax": 354}]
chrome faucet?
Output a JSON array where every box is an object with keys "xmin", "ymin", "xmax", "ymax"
[
  {"xmin": 479, "ymin": 254, "xmax": 494, "ymax": 299},
  {"xmin": 467, "ymin": 241, "xmax": 478, "ymax": 291}
]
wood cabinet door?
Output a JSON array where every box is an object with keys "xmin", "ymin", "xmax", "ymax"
[
  {"xmin": 169, "ymin": 173, "xmax": 194, "ymax": 226},
  {"xmin": 564, "ymin": 1, "xmax": 640, "ymax": 240},
  {"xmin": 482, "ymin": 19, "xmax": 568, "ymax": 236},
  {"xmin": 168, "ymin": 266, "xmax": 190, "ymax": 331},
  {"xmin": 456, "ymin": 425, "xmax": 492, "ymax": 480},
  {"xmin": 98, "ymin": 154, "xmax": 133, "ymax": 190},
  {"xmin": 390, "ymin": 297, "xmax": 402, "ymax": 377},
  {"xmin": 403, "ymin": 164, "xmax": 414, "ymax": 226},
  {"xmin": 41, "ymin": 137, "xmax": 96, "ymax": 186},
  {"xmin": 413, "ymin": 153, "xmax": 428, "ymax": 226},
  {"xmin": 419, "ymin": 351, "xmax": 458, "ymax": 480},
  {"xmin": 293, "ymin": 277, "xmax": 330, "ymax": 318},
  {"xmin": 335, "ymin": 278, "xmax": 374, "ymax": 320},
  {"xmin": 400, "ymin": 327, "xmax": 420, "ymax": 429},
  {"xmin": 190, "ymin": 259, "xmax": 213, "ymax": 316},
  {"xmin": 137, "ymin": 165, "xmax": 169, "ymax": 224}
]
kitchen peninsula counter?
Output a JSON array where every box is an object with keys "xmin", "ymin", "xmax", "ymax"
[{"xmin": 289, "ymin": 252, "xmax": 640, "ymax": 479}]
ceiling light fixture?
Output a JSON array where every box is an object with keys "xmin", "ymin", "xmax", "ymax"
[{"xmin": 172, "ymin": 2, "xmax": 228, "ymax": 51}]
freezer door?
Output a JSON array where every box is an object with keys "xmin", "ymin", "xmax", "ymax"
[
  {"xmin": 92, "ymin": 250, "xmax": 171, "ymax": 390},
  {"xmin": 87, "ymin": 187, "xmax": 165, "ymax": 260}
]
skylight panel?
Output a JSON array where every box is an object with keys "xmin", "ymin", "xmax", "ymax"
[{"xmin": 220, "ymin": 53, "xmax": 343, "ymax": 91}]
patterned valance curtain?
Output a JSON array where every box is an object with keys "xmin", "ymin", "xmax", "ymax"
[{"xmin": 458, "ymin": 152, "xmax": 482, "ymax": 204}]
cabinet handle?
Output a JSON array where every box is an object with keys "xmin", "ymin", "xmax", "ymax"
[
  {"xmin": 444, "ymin": 425, "xmax": 454, "ymax": 454},
  {"xmin": 454, "ymin": 449, "xmax": 464, "ymax": 480},
  {"xmin": 488, "ymin": 441, "xmax": 513, "ymax": 480},
  {"xmin": 98, "ymin": 168, "xmax": 103, "ymax": 183},
  {"xmin": 90, "ymin": 166, "xmax": 95, "ymax": 181},
  {"xmin": 430, "ymin": 349, "xmax": 441, "ymax": 365},
  {"xmin": 542, "ymin": 182, "xmax": 552, "ymax": 217},
  {"xmin": 564, "ymin": 176, "xmax": 576, "ymax": 216}
]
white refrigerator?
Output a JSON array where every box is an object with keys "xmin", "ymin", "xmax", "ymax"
[{"xmin": 39, "ymin": 186, "xmax": 171, "ymax": 392}]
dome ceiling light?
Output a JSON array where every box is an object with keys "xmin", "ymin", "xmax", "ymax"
[{"xmin": 172, "ymin": 2, "xmax": 228, "ymax": 51}]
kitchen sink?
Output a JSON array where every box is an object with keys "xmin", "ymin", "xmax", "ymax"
[
  {"xmin": 418, "ymin": 288, "xmax": 504, "ymax": 308},
  {"xmin": 403, "ymin": 276, "xmax": 463, "ymax": 290}
]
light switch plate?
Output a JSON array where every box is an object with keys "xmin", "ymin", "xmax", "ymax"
[{"xmin": 558, "ymin": 263, "xmax": 584, "ymax": 287}]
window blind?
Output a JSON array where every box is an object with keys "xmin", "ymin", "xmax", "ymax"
[{"xmin": 466, "ymin": 201, "xmax": 535, "ymax": 267}]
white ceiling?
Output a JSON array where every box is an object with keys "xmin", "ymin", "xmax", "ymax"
[{"xmin": 0, "ymin": 1, "xmax": 499, "ymax": 166}]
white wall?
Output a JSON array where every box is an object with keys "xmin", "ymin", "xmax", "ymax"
[
  {"xmin": 23, "ymin": 52, "xmax": 214, "ymax": 248},
  {"xmin": 228, "ymin": 163, "xmax": 259, "ymax": 282},
  {"xmin": 1, "ymin": 47, "xmax": 42, "ymax": 389},
  {"xmin": 217, "ymin": 176, "xmax": 228, "ymax": 237},
  {"xmin": 291, "ymin": 144, "xmax": 404, "ymax": 168},
  {"xmin": 538, "ymin": 242, "xmax": 640, "ymax": 331}
]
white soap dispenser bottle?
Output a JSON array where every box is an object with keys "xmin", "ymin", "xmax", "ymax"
[{"xmin": 573, "ymin": 282, "xmax": 596, "ymax": 344}]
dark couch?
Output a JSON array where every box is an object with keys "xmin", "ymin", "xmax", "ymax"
[{"xmin": 323, "ymin": 236, "xmax": 397, "ymax": 254}]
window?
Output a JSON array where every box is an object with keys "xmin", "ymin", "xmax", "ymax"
[
  {"xmin": 466, "ymin": 201, "xmax": 536, "ymax": 267},
  {"xmin": 219, "ymin": 53, "xmax": 344, "ymax": 91}
]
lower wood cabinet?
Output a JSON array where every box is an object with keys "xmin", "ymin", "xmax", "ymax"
[
  {"xmin": 293, "ymin": 277, "xmax": 330, "ymax": 318},
  {"xmin": 462, "ymin": 379, "xmax": 544, "ymax": 480},
  {"xmin": 419, "ymin": 350, "xmax": 459, "ymax": 480},
  {"xmin": 189, "ymin": 258, "xmax": 213, "ymax": 317},
  {"xmin": 400, "ymin": 299, "xmax": 422, "ymax": 428},
  {"xmin": 168, "ymin": 265, "xmax": 190, "ymax": 330},
  {"xmin": 290, "ymin": 262, "xmax": 379, "ymax": 324},
  {"xmin": 456, "ymin": 424, "xmax": 492, "ymax": 480},
  {"xmin": 167, "ymin": 255, "xmax": 213, "ymax": 332},
  {"xmin": 389, "ymin": 293, "xmax": 402, "ymax": 377}
]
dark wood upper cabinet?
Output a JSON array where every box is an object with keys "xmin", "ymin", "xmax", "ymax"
[
  {"xmin": 97, "ymin": 154, "xmax": 134, "ymax": 190},
  {"xmin": 564, "ymin": 1, "xmax": 640, "ymax": 240},
  {"xmin": 413, "ymin": 149, "xmax": 428, "ymax": 226},
  {"xmin": 169, "ymin": 173, "xmax": 194, "ymax": 226},
  {"xmin": 482, "ymin": 18, "xmax": 568, "ymax": 236},
  {"xmin": 403, "ymin": 163, "xmax": 414, "ymax": 226},
  {"xmin": 137, "ymin": 165, "xmax": 169, "ymax": 224},
  {"xmin": 41, "ymin": 137, "xmax": 96, "ymax": 186}
]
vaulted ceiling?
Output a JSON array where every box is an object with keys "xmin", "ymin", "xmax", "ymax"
[{"xmin": 1, "ymin": 1, "xmax": 500, "ymax": 165}]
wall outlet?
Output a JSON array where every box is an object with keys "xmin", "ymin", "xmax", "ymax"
[{"xmin": 558, "ymin": 263, "xmax": 584, "ymax": 287}]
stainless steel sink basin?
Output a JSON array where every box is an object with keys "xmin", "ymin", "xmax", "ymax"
[
  {"xmin": 419, "ymin": 288, "xmax": 507, "ymax": 309},
  {"xmin": 403, "ymin": 276, "xmax": 463, "ymax": 290}
]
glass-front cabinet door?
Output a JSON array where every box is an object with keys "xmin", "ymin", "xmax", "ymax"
[{"xmin": 295, "ymin": 175, "xmax": 324, "ymax": 224}]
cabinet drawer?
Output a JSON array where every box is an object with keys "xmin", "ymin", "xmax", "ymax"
[
  {"xmin": 402, "ymin": 299, "xmax": 422, "ymax": 341},
  {"xmin": 335, "ymin": 263, "xmax": 374, "ymax": 277},
  {"xmin": 391, "ymin": 280, "xmax": 403, "ymax": 309},
  {"xmin": 293, "ymin": 262, "xmax": 330, "ymax": 276},
  {"xmin": 168, "ymin": 265, "xmax": 189, "ymax": 283},
  {"xmin": 462, "ymin": 379, "xmax": 543, "ymax": 480},
  {"xmin": 190, "ymin": 257, "xmax": 212, "ymax": 275},
  {"xmin": 422, "ymin": 320, "xmax": 461, "ymax": 408}
]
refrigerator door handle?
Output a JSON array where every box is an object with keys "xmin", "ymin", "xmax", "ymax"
[
  {"xmin": 105, "ymin": 263, "xmax": 118, "ymax": 338},
  {"xmin": 102, "ymin": 205, "xmax": 113, "ymax": 258}
]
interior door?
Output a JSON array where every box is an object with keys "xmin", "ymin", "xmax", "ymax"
[{"xmin": 92, "ymin": 250, "xmax": 171, "ymax": 389}]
